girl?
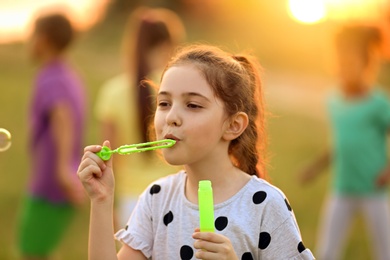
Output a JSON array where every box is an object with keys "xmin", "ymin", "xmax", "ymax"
[
  {"xmin": 94, "ymin": 7, "xmax": 185, "ymax": 227},
  {"xmin": 78, "ymin": 45, "xmax": 314, "ymax": 259},
  {"xmin": 300, "ymin": 25, "xmax": 390, "ymax": 260}
]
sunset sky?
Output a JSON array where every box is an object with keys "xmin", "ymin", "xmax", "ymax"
[
  {"xmin": 0, "ymin": 0, "xmax": 109, "ymax": 43},
  {"xmin": 0, "ymin": 0, "xmax": 388, "ymax": 44}
]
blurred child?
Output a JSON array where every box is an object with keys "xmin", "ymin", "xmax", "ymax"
[
  {"xmin": 94, "ymin": 7, "xmax": 185, "ymax": 227},
  {"xmin": 78, "ymin": 44, "xmax": 315, "ymax": 259},
  {"xmin": 17, "ymin": 13, "xmax": 86, "ymax": 259},
  {"xmin": 301, "ymin": 25, "xmax": 390, "ymax": 260}
]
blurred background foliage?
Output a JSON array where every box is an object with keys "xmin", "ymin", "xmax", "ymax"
[{"xmin": 1, "ymin": 0, "xmax": 390, "ymax": 259}]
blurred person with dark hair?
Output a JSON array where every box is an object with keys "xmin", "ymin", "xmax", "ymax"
[
  {"xmin": 94, "ymin": 7, "xmax": 185, "ymax": 228},
  {"xmin": 301, "ymin": 25, "xmax": 390, "ymax": 260},
  {"xmin": 17, "ymin": 13, "xmax": 86, "ymax": 259}
]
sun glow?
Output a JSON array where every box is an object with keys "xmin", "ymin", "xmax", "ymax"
[
  {"xmin": 288, "ymin": 0, "xmax": 389, "ymax": 24},
  {"xmin": 288, "ymin": 0, "xmax": 327, "ymax": 24},
  {"xmin": 0, "ymin": 0, "xmax": 109, "ymax": 44}
]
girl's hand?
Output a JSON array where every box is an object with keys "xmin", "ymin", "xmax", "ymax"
[
  {"xmin": 192, "ymin": 228, "xmax": 238, "ymax": 260},
  {"xmin": 77, "ymin": 140, "xmax": 115, "ymax": 203}
]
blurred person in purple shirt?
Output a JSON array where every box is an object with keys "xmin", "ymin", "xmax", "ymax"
[{"xmin": 17, "ymin": 12, "xmax": 86, "ymax": 259}]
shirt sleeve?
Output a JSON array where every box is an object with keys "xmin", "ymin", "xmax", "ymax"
[
  {"xmin": 39, "ymin": 77, "xmax": 70, "ymax": 115},
  {"xmin": 258, "ymin": 193, "xmax": 315, "ymax": 260},
  {"xmin": 114, "ymin": 186, "xmax": 154, "ymax": 259},
  {"xmin": 259, "ymin": 217, "xmax": 315, "ymax": 259}
]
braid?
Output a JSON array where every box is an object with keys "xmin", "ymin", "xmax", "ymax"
[{"xmin": 232, "ymin": 55, "xmax": 266, "ymax": 177}]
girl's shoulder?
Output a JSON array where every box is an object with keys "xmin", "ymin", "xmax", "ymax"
[
  {"xmin": 247, "ymin": 176, "xmax": 291, "ymax": 202},
  {"xmin": 142, "ymin": 170, "xmax": 186, "ymax": 198},
  {"xmin": 245, "ymin": 176, "xmax": 294, "ymax": 217}
]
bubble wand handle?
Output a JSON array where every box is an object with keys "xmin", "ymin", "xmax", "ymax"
[
  {"xmin": 96, "ymin": 139, "xmax": 176, "ymax": 161},
  {"xmin": 198, "ymin": 180, "xmax": 215, "ymax": 233}
]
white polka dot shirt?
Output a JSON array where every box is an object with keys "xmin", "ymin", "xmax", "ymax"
[{"xmin": 115, "ymin": 171, "xmax": 315, "ymax": 259}]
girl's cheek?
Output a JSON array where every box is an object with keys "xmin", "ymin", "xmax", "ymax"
[{"xmin": 154, "ymin": 115, "xmax": 165, "ymax": 132}]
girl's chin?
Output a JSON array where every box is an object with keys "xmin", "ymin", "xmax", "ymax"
[
  {"xmin": 162, "ymin": 153, "xmax": 185, "ymax": 166},
  {"xmin": 165, "ymin": 160, "xmax": 184, "ymax": 166}
]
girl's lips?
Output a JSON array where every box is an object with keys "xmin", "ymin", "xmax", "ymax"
[{"xmin": 164, "ymin": 134, "xmax": 180, "ymax": 141}]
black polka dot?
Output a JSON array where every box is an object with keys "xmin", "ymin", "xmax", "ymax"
[
  {"xmin": 163, "ymin": 211, "xmax": 174, "ymax": 226},
  {"xmin": 125, "ymin": 225, "xmax": 128, "ymax": 230},
  {"xmin": 215, "ymin": 216, "xmax": 228, "ymax": 231},
  {"xmin": 285, "ymin": 198, "xmax": 292, "ymax": 211},
  {"xmin": 258, "ymin": 232, "xmax": 271, "ymax": 250},
  {"xmin": 252, "ymin": 191, "xmax": 267, "ymax": 204},
  {"xmin": 180, "ymin": 245, "xmax": 194, "ymax": 260},
  {"xmin": 150, "ymin": 184, "xmax": 161, "ymax": 195},
  {"xmin": 298, "ymin": 241, "xmax": 306, "ymax": 253},
  {"xmin": 241, "ymin": 252, "xmax": 254, "ymax": 260}
]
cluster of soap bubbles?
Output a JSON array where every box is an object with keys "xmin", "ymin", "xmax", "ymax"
[{"xmin": 0, "ymin": 128, "xmax": 12, "ymax": 152}]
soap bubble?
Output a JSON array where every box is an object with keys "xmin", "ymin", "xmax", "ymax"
[{"xmin": 0, "ymin": 128, "xmax": 12, "ymax": 152}]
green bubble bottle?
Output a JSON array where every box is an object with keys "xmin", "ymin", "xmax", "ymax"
[{"xmin": 198, "ymin": 180, "xmax": 215, "ymax": 232}]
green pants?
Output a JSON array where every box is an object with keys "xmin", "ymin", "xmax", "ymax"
[{"xmin": 18, "ymin": 196, "xmax": 75, "ymax": 257}]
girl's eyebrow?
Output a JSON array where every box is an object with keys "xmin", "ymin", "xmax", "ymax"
[
  {"xmin": 157, "ymin": 91, "xmax": 211, "ymax": 103},
  {"xmin": 157, "ymin": 91, "xmax": 171, "ymax": 97}
]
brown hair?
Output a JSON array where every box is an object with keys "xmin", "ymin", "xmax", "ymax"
[
  {"xmin": 123, "ymin": 7, "xmax": 186, "ymax": 143},
  {"xmin": 161, "ymin": 45, "xmax": 267, "ymax": 178},
  {"xmin": 34, "ymin": 13, "xmax": 74, "ymax": 52},
  {"xmin": 335, "ymin": 25, "xmax": 382, "ymax": 65}
]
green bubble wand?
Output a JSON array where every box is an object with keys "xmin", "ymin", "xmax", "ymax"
[{"xmin": 96, "ymin": 139, "xmax": 176, "ymax": 161}]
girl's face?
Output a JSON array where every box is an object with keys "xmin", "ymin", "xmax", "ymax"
[
  {"xmin": 336, "ymin": 47, "xmax": 367, "ymax": 91},
  {"xmin": 29, "ymin": 32, "xmax": 44, "ymax": 62},
  {"xmin": 29, "ymin": 32, "xmax": 50, "ymax": 63},
  {"xmin": 154, "ymin": 64, "xmax": 229, "ymax": 167}
]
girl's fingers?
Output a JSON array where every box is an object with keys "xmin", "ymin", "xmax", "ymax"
[
  {"xmin": 193, "ymin": 232, "xmax": 236, "ymax": 259},
  {"xmin": 77, "ymin": 142, "xmax": 112, "ymax": 183},
  {"xmin": 192, "ymin": 231, "xmax": 225, "ymax": 243},
  {"xmin": 193, "ymin": 239, "xmax": 219, "ymax": 253},
  {"xmin": 84, "ymin": 144, "xmax": 103, "ymax": 153},
  {"xmin": 81, "ymin": 151, "xmax": 107, "ymax": 171},
  {"xmin": 193, "ymin": 232, "xmax": 227, "ymax": 253},
  {"xmin": 103, "ymin": 140, "xmax": 111, "ymax": 148},
  {"xmin": 78, "ymin": 163, "xmax": 102, "ymax": 181},
  {"xmin": 78, "ymin": 156, "xmax": 93, "ymax": 173},
  {"xmin": 77, "ymin": 156, "xmax": 105, "ymax": 179},
  {"xmin": 102, "ymin": 140, "xmax": 113, "ymax": 168},
  {"xmin": 194, "ymin": 249, "xmax": 220, "ymax": 260}
]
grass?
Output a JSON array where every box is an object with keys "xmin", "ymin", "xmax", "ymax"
[{"xmin": 0, "ymin": 17, "xmax": 379, "ymax": 260}]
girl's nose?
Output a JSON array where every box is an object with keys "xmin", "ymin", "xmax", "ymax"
[{"xmin": 166, "ymin": 105, "xmax": 182, "ymax": 126}]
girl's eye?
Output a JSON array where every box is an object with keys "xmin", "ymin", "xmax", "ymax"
[
  {"xmin": 158, "ymin": 101, "xmax": 170, "ymax": 107},
  {"xmin": 187, "ymin": 103, "xmax": 202, "ymax": 109}
]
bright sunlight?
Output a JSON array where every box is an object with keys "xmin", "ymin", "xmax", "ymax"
[
  {"xmin": 0, "ymin": 0, "xmax": 109, "ymax": 44},
  {"xmin": 288, "ymin": 0, "xmax": 327, "ymax": 24}
]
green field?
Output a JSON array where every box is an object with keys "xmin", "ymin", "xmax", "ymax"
[{"xmin": 0, "ymin": 16, "xmax": 379, "ymax": 260}]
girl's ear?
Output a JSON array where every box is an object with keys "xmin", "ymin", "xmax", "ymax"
[{"xmin": 222, "ymin": 112, "xmax": 249, "ymax": 141}]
